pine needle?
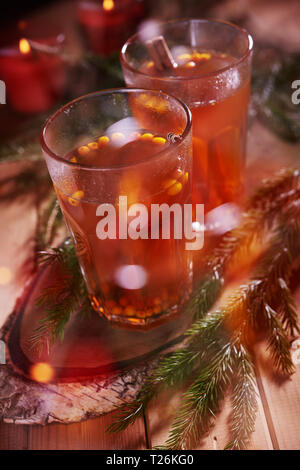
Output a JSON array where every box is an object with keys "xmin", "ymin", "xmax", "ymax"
[
  {"xmin": 29, "ymin": 239, "xmax": 93, "ymax": 355},
  {"xmin": 28, "ymin": 167, "xmax": 300, "ymax": 448}
]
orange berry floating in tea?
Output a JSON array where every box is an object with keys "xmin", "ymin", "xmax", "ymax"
[
  {"xmin": 42, "ymin": 89, "xmax": 193, "ymax": 330},
  {"xmin": 54, "ymin": 128, "xmax": 192, "ymax": 329},
  {"xmin": 122, "ymin": 18, "xmax": 253, "ymax": 223},
  {"xmin": 139, "ymin": 49, "xmax": 250, "ymax": 212}
]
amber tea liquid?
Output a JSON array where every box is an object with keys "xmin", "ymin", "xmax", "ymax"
[
  {"xmin": 139, "ymin": 50, "xmax": 250, "ymax": 211},
  {"xmin": 55, "ymin": 129, "xmax": 192, "ymax": 328}
]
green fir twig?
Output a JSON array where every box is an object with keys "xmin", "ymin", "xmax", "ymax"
[
  {"xmin": 27, "ymin": 168, "xmax": 300, "ymax": 448},
  {"xmin": 29, "ymin": 239, "xmax": 93, "ymax": 355},
  {"xmin": 108, "ymin": 169, "xmax": 300, "ymax": 449}
]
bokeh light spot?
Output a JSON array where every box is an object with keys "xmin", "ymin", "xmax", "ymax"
[
  {"xmin": 30, "ymin": 362, "xmax": 54, "ymax": 383},
  {"xmin": 0, "ymin": 266, "xmax": 12, "ymax": 285},
  {"xmin": 115, "ymin": 264, "xmax": 148, "ymax": 290}
]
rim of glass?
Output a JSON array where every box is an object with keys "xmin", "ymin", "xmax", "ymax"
[
  {"xmin": 40, "ymin": 88, "xmax": 192, "ymax": 171},
  {"xmin": 120, "ymin": 18, "xmax": 253, "ymax": 82}
]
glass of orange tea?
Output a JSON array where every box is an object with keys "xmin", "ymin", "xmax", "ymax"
[
  {"xmin": 41, "ymin": 89, "xmax": 193, "ymax": 329},
  {"xmin": 121, "ymin": 19, "xmax": 253, "ymax": 216}
]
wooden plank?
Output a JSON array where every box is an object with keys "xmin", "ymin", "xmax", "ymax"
[
  {"xmin": 254, "ymin": 283, "xmax": 300, "ymax": 451},
  {"xmin": 0, "ymin": 164, "xmax": 38, "ymax": 331},
  {"xmin": 0, "ymin": 412, "xmax": 147, "ymax": 450},
  {"xmin": 0, "ymin": 423, "xmax": 28, "ymax": 450},
  {"xmin": 146, "ymin": 381, "xmax": 273, "ymax": 450},
  {"xmin": 254, "ymin": 343, "xmax": 300, "ymax": 450},
  {"xmin": 0, "ymin": 162, "xmax": 36, "ymax": 451},
  {"xmin": 28, "ymin": 413, "xmax": 146, "ymax": 450}
]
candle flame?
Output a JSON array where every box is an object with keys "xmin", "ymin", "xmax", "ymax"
[
  {"xmin": 103, "ymin": 0, "xmax": 114, "ymax": 11},
  {"xmin": 19, "ymin": 38, "xmax": 31, "ymax": 55}
]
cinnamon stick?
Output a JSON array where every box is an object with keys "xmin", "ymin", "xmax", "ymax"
[{"xmin": 146, "ymin": 36, "xmax": 177, "ymax": 71}]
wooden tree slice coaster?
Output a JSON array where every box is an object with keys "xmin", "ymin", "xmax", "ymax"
[{"xmin": 0, "ymin": 257, "xmax": 192, "ymax": 425}]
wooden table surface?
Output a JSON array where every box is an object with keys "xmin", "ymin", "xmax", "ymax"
[{"xmin": 1, "ymin": 0, "xmax": 300, "ymax": 451}]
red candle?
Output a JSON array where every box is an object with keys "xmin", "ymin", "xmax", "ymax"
[
  {"xmin": 77, "ymin": 0, "xmax": 144, "ymax": 56},
  {"xmin": 0, "ymin": 37, "xmax": 67, "ymax": 114}
]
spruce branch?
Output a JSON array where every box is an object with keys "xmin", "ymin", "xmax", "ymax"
[
  {"xmin": 107, "ymin": 347, "xmax": 202, "ymax": 433},
  {"xmin": 108, "ymin": 169, "xmax": 300, "ymax": 448},
  {"xmin": 247, "ymin": 168, "xmax": 300, "ymax": 212},
  {"xmin": 247, "ymin": 221, "xmax": 300, "ymax": 374},
  {"xmin": 187, "ymin": 273, "xmax": 223, "ymax": 321},
  {"xmin": 278, "ymin": 277, "xmax": 299, "ymax": 337},
  {"xmin": 210, "ymin": 169, "xmax": 300, "ymax": 278},
  {"xmin": 264, "ymin": 303, "xmax": 294, "ymax": 375},
  {"xmin": 30, "ymin": 239, "xmax": 93, "ymax": 354},
  {"xmin": 226, "ymin": 346, "xmax": 257, "ymax": 450},
  {"xmin": 37, "ymin": 195, "xmax": 63, "ymax": 251},
  {"xmin": 162, "ymin": 344, "xmax": 233, "ymax": 449},
  {"xmin": 27, "ymin": 167, "xmax": 300, "ymax": 448},
  {"xmin": 252, "ymin": 49, "xmax": 300, "ymax": 142}
]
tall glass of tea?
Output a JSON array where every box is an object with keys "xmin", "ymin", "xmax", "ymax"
[
  {"xmin": 121, "ymin": 19, "xmax": 253, "ymax": 216},
  {"xmin": 41, "ymin": 89, "xmax": 193, "ymax": 329}
]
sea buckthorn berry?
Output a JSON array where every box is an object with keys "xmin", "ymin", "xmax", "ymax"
[
  {"xmin": 185, "ymin": 61, "xmax": 196, "ymax": 68},
  {"xmin": 136, "ymin": 311, "xmax": 145, "ymax": 318},
  {"xmin": 111, "ymin": 132, "xmax": 125, "ymax": 142},
  {"xmin": 136, "ymin": 94, "xmax": 167, "ymax": 113},
  {"xmin": 139, "ymin": 93, "xmax": 148, "ymax": 102},
  {"xmin": 98, "ymin": 135, "xmax": 110, "ymax": 146},
  {"xmin": 144, "ymin": 97, "xmax": 156, "ymax": 109},
  {"xmin": 112, "ymin": 306, "xmax": 122, "ymax": 315},
  {"xmin": 163, "ymin": 178, "xmax": 177, "ymax": 190},
  {"xmin": 167, "ymin": 182, "xmax": 182, "ymax": 196},
  {"xmin": 54, "ymin": 180, "xmax": 71, "ymax": 201},
  {"xmin": 153, "ymin": 99, "xmax": 168, "ymax": 113},
  {"xmin": 152, "ymin": 136, "xmax": 166, "ymax": 145},
  {"xmin": 177, "ymin": 53, "xmax": 192, "ymax": 60},
  {"xmin": 124, "ymin": 305, "xmax": 135, "ymax": 316},
  {"xmin": 193, "ymin": 52, "xmax": 211, "ymax": 60},
  {"xmin": 78, "ymin": 146, "xmax": 89, "ymax": 156},
  {"xmin": 131, "ymin": 131, "xmax": 141, "ymax": 139},
  {"xmin": 140, "ymin": 133, "xmax": 154, "ymax": 141},
  {"xmin": 70, "ymin": 156, "xmax": 77, "ymax": 163},
  {"xmin": 183, "ymin": 172, "xmax": 189, "ymax": 184},
  {"xmin": 68, "ymin": 190, "xmax": 84, "ymax": 207},
  {"xmin": 88, "ymin": 141, "xmax": 99, "ymax": 150},
  {"xmin": 146, "ymin": 61, "xmax": 154, "ymax": 68},
  {"xmin": 153, "ymin": 306, "xmax": 161, "ymax": 314}
]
